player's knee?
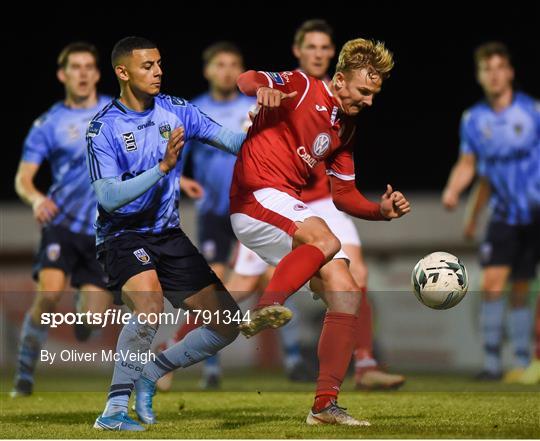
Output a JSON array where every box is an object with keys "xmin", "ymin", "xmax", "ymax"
[
  {"xmin": 36, "ymin": 291, "xmax": 63, "ymax": 308},
  {"xmin": 350, "ymin": 261, "xmax": 368, "ymax": 288},
  {"xmin": 481, "ymin": 280, "xmax": 504, "ymax": 299},
  {"xmin": 312, "ymin": 232, "xmax": 341, "ymax": 260},
  {"xmin": 132, "ymin": 292, "xmax": 164, "ymax": 316}
]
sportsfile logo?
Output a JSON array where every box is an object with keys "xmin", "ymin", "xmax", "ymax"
[{"xmin": 122, "ymin": 132, "xmax": 137, "ymax": 152}]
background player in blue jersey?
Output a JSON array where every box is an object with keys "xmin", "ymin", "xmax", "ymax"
[
  {"xmin": 11, "ymin": 42, "xmax": 113, "ymax": 398},
  {"xmin": 177, "ymin": 42, "xmax": 254, "ymax": 389},
  {"xmin": 442, "ymin": 42, "xmax": 540, "ymax": 382},
  {"xmin": 87, "ymin": 37, "xmax": 245, "ymax": 432},
  {"xmin": 186, "ymin": 42, "xmax": 254, "ymax": 281}
]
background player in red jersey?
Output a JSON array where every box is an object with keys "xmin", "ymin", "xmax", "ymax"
[{"xmin": 230, "ymin": 38, "xmax": 410, "ymax": 425}]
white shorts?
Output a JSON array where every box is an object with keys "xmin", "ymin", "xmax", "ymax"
[
  {"xmin": 231, "ymin": 189, "xmax": 353, "ymax": 277},
  {"xmin": 307, "ymin": 197, "xmax": 361, "ymax": 247}
]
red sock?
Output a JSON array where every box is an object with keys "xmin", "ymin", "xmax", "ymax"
[
  {"xmin": 313, "ymin": 395, "xmax": 335, "ymax": 413},
  {"xmin": 257, "ymin": 244, "xmax": 325, "ymax": 308},
  {"xmin": 172, "ymin": 314, "xmax": 201, "ymax": 343},
  {"xmin": 353, "ymin": 288, "xmax": 376, "ymax": 368},
  {"xmin": 315, "ymin": 311, "xmax": 357, "ymax": 403},
  {"xmin": 535, "ymin": 296, "xmax": 540, "ymax": 359}
]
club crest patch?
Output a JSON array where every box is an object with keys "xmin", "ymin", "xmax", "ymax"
[
  {"xmin": 46, "ymin": 243, "xmax": 61, "ymax": 262},
  {"xmin": 133, "ymin": 248, "xmax": 151, "ymax": 265},
  {"xmin": 159, "ymin": 123, "xmax": 172, "ymax": 140}
]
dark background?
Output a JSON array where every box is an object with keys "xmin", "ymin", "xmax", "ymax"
[{"xmin": 4, "ymin": 2, "xmax": 539, "ymax": 201}]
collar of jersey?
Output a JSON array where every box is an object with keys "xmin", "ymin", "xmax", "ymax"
[{"xmin": 114, "ymin": 98, "xmax": 155, "ymax": 116}]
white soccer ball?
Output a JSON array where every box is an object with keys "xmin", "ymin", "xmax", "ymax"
[{"xmin": 411, "ymin": 252, "xmax": 469, "ymax": 309}]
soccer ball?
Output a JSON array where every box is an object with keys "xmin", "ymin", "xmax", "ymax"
[{"xmin": 411, "ymin": 252, "xmax": 469, "ymax": 309}]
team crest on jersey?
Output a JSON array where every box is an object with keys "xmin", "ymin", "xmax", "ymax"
[
  {"xmin": 170, "ymin": 96, "xmax": 187, "ymax": 106},
  {"xmin": 312, "ymin": 133, "xmax": 331, "ymax": 158},
  {"xmin": 67, "ymin": 124, "xmax": 80, "ymax": 141},
  {"xmin": 122, "ymin": 132, "xmax": 138, "ymax": 152},
  {"xmin": 293, "ymin": 203, "xmax": 308, "ymax": 211},
  {"xmin": 87, "ymin": 121, "xmax": 103, "ymax": 138},
  {"xmin": 514, "ymin": 124, "xmax": 523, "ymax": 135},
  {"xmin": 481, "ymin": 125, "xmax": 492, "ymax": 140},
  {"xmin": 266, "ymin": 72, "xmax": 284, "ymax": 85},
  {"xmin": 133, "ymin": 248, "xmax": 151, "ymax": 265},
  {"xmin": 159, "ymin": 123, "xmax": 172, "ymax": 140},
  {"xmin": 46, "ymin": 243, "xmax": 61, "ymax": 262}
]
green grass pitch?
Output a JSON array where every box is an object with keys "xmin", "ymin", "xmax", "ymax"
[{"xmin": 1, "ymin": 371, "xmax": 539, "ymax": 438}]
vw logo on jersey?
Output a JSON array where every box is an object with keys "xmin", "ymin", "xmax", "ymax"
[{"xmin": 312, "ymin": 133, "xmax": 331, "ymax": 158}]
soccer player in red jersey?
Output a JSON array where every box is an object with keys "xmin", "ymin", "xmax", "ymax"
[
  {"xmin": 230, "ymin": 38, "xmax": 410, "ymax": 425},
  {"xmin": 232, "ymin": 20, "xmax": 405, "ymax": 390}
]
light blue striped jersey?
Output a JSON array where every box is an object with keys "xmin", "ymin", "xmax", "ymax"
[
  {"xmin": 460, "ymin": 92, "xmax": 540, "ymax": 224},
  {"xmin": 86, "ymin": 94, "xmax": 231, "ymax": 244},
  {"xmin": 21, "ymin": 95, "xmax": 112, "ymax": 235}
]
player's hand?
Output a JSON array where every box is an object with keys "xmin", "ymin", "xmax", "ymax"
[
  {"xmin": 380, "ymin": 184, "xmax": 411, "ymax": 219},
  {"xmin": 256, "ymin": 87, "xmax": 298, "ymax": 108},
  {"xmin": 463, "ymin": 220, "xmax": 476, "ymax": 241},
  {"xmin": 32, "ymin": 195, "xmax": 59, "ymax": 225},
  {"xmin": 180, "ymin": 176, "xmax": 204, "ymax": 199},
  {"xmin": 160, "ymin": 127, "xmax": 185, "ymax": 174},
  {"xmin": 442, "ymin": 188, "xmax": 459, "ymax": 210}
]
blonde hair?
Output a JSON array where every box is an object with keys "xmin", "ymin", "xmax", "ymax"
[{"xmin": 336, "ymin": 38, "xmax": 394, "ymax": 80}]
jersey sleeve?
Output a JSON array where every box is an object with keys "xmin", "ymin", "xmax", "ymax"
[
  {"xmin": 257, "ymin": 71, "xmax": 309, "ymax": 110},
  {"xmin": 168, "ymin": 98, "xmax": 222, "ymax": 142},
  {"xmin": 324, "ymin": 144, "xmax": 356, "ymax": 181},
  {"xmin": 86, "ymin": 120, "xmax": 121, "ymax": 182},
  {"xmin": 21, "ymin": 118, "xmax": 51, "ymax": 164}
]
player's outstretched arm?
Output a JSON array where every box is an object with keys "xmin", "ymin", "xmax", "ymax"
[
  {"xmin": 330, "ymin": 176, "xmax": 410, "ymax": 220},
  {"xmin": 463, "ymin": 177, "xmax": 490, "ymax": 240},
  {"xmin": 441, "ymin": 153, "xmax": 476, "ymax": 210},
  {"xmin": 15, "ymin": 161, "xmax": 59, "ymax": 224},
  {"xmin": 206, "ymin": 127, "xmax": 246, "ymax": 155},
  {"xmin": 237, "ymin": 71, "xmax": 297, "ymax": 108},
  {"xmin": 92, "ymin": 127, "xmax": 184, "ymax": 213}
]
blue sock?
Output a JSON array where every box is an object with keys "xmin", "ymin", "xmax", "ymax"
[
  {"xmin": 15, "ymin": 312, "xmax": 48, "ymax": 384},
  {"xmin": 203, "ymin": 354, "xmax": 221, "ymax": 377},
  {"xmin": 280, "ymin": 298, "xmax": 302, "ymax": 370},
  {"xmin": 142, "ymin": 326, "xmax": 233, "ymax": 383},
  {"xmin": 103, "ymin": 318, "xmax": 156, "ymax": 417},
  {"xmin": 480, "ymin": 299, "xmax": 505, "ymax": 374},
  {"xmin": 507, "ymin": 307, "xmax": 532, "ymax": 367}
]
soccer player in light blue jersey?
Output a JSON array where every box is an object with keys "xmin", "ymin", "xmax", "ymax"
[
  {"xmin": 442, "ymin": 42, "xmax": 540, "ymax": 382},
  {"xmin": 88, "ymin": 37, "xmax": 244, "ymax": 431},
  {"xmin": 12, "ymin": 42, "xmax": 113, "ymax": 398}
]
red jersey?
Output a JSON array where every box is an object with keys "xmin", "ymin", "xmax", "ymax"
[
  {"xmin": 230, "ymin": 70, "xmax": 356, "ymax": 208},
  {"xmin": 300, "ymin": 163, "xmax": 331, "ymax": 203}
]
